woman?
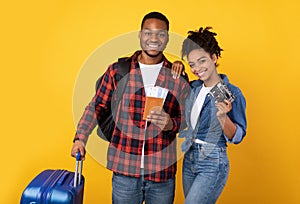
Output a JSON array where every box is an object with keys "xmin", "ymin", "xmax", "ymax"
[{"xmin": 178, "ymin": 27, "xmax": 247, "ymax": 204}]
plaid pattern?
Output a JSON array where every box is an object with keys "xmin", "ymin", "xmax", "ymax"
[{"xmin": 75, "ymin": 51, "xmax": 190, "ymax": 182}]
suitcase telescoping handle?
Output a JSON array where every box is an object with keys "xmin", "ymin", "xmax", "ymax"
[{"xmin": 74, "ymin": 152, "xmax": 83, "ymax": 188}]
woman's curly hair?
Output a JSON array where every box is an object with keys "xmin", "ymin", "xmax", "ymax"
[{"xmin": 181, "ymin": 27, "xmax": 223, "ymax": 60}]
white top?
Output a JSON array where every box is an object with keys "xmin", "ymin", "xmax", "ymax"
[
  {"xmin": 190, "ymin": 85, "xmax": 211, "ymax": 129},
  {"xmin": 139, "ymin": 62, "xmax": 163, "ymax": 87},
  {"xmin": 139, "ymin": 61, "xmax": 163, "ymax": 168}
]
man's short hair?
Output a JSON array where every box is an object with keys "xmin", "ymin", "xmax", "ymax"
[{"xmin": 141, "ymin": 11, "xmax": 169, "ymax": 31}]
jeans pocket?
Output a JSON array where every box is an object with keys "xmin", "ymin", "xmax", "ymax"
[
  {"xmin": 113, "ymin": 172, "xmax": 139, "ymax": 191},
  {"xmin": 112, "ymin": 173, "xmax": 142, "ymax": 204},
  {"xmin": 195, "ymin": 147, "xmax": 220, "ymax": 173},
  {"xmin": 199, "ymin": 145, "xmax": 220, "ymax": 160}
]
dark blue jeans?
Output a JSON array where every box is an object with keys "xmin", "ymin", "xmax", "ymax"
[
  {"xmin": 182, "ymin": 143, "xmax": 229, "ymax": 204},
  {"xmin": 112, "ymin": 170, "xmax": 175, "ymax": 204}
]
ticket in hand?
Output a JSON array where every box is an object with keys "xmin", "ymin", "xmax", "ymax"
[
  {"xmin": 143, "ymin": 86, "xmax": 168, "ymax": 120},
  {"xmin": 143, "ymin": 96, "xmax": 164, "ymax": 120}
]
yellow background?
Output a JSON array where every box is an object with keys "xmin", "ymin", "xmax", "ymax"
[{"xmin": 1, "ymin": 0, "xmax": 300, "ymax": 203}]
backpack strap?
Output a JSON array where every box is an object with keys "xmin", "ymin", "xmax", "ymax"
[
  {"xmin": 95, "ymin": 57, "xmax": 130, "ymax": 92},
  {"xmin": 96, "ymin": 57, "xmax": 131, "ymax": 141},
  {"xmin": 114, "ymin": 57, "xmax": 130, "ymax": 101},
  {"xmin": 117, "ymin": 57, "xmax": 131, "ymax": 77},
  {"xmin": 111, "ymin": 57, "xmax": 130, "ymax": 118}
]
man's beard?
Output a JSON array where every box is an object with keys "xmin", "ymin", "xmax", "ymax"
[{"xmin": 143, "ymin": 50, "xmax": 162, "ymax": 58}]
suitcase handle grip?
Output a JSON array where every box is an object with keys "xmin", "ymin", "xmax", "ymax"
[
  {"xmin": 74, "ymin": 152, "xmax": 83, "ymax": 188},
  {"xmin": 76, "ymin": 152, "xmax": 81, "ymax": 161}
]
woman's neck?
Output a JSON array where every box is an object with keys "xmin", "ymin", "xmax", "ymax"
[{"xmin": 203, "ymin": 73, "xmax": 221, "ymax": 87}]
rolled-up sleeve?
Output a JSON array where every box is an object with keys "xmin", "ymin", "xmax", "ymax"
[{"xmin": 225, "ymin": 89, "xmax": 247, "ymax": 144}]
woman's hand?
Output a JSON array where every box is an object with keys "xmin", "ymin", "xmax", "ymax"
[
  {"xmin": 215, "ymin": 100, "xmax": 236, "ymax": 139},
  {"xmin": 216, "ymin": 100, "xmax": 232, "ymax": 119}
]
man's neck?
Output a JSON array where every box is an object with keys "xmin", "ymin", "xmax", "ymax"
[{"xmin": 138, "ymin": 51, "xmax": 163, "ymax": 65}]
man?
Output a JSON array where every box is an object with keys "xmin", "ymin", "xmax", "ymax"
[{"xmin": 71, "ymin": 11, "xmax": 189, "ymax": 204}]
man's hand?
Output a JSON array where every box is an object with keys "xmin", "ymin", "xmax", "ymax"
[
  {"xmin": 146, "ymin": 110, "xmax": 173, "ymax": 131},
  {"xmin": 171, "ymin": 60, "xmax": 185, "ymax": 79},
  {"xmin": 71, "ymin": 140, "xmax": 86, "ymax": 160}
]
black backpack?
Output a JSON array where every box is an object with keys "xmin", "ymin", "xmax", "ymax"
[{"xmin": 95, "ymin": 57, "xmax": 130, "ymax": 142}]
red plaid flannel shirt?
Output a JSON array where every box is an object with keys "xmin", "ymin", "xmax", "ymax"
[{"xmin": 74, "ymin": 51, "xmax": 190, "ymax": 182}]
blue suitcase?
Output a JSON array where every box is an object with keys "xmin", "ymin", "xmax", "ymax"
[{"xmin": 20, "ymin": 153, "xmax": 84, "ymax": 204}]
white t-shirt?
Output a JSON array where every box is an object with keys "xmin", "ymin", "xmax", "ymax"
[
  {"xmin": 190, "ymin": 85, "xmax": 212, "ymax": 129},
  {"xmin": 139, "ymin": 62, "xmax": 163, "ymax": 87},
  {"xmin": 139, "ymin": 61, "xmax": 163, "ymax": 168}
]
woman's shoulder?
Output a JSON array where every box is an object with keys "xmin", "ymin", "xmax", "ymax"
[
  {"xmin": 220, "ymin": 74, "xmax": 244, "ymax": 97},
  {"xmin": 190, "ymin": 79, "xmax": 203, "ymax": 88}
]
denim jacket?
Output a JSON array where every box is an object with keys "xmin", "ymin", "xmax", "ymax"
[{"xmin": 179, "ymin": 74, "xmax": 247, "ymax": 152}]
